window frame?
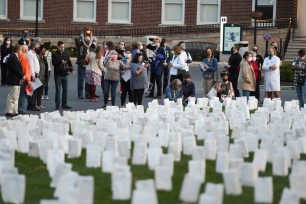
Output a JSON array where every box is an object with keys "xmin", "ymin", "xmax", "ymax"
[
  {"xmin": 161, "ymin": 0, "xmax": 185, "ymax": 25},
  {"xmin": 108, "ymin": 0, "xmax": 132, "ymax": 24},
  {"xmin": 0, "ymin": 0, "xmax": 8, "ymax": 19},
  {"xmin": 196, "ymin": 0, "xmax": 221, "ymax": 25},
  {"xmin": 73, "ymin": 0, "xmax": 97, "ymax": 23},
  {"xmin": 20, "ymin": 0, "xmax": 43, "ymax": 20}
]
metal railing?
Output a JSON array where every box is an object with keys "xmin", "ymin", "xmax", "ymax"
[{"xmin": 0, "ymin": 18, "xmax": 295, "ymax": 38}]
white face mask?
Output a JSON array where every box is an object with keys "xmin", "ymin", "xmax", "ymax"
[
  {"xmin": 6, "ymin": 41, "xmax": 11, "ymax": 45},
  {"xmin": 181, "ymin": 44, "xmax": 186, "ymax": 50},
  {"xmin": 248, "ymin": 57, "xmax": 252, "ymax": 62},
  {"xmin": 252, "ymin": 57, "xmax": 257, "ymax": 61},
  {"xmin": 139, "ymin": 45, "xmax": 143, "ymax": 50},
  {"xmin": 119, "ymin": 45, "xmax": 124, "ymax": 49},
  {"xmin": 164, "ymin": 43, "xmax": 167, "ymax": 47},
  {"xmin": 125, "ymin": 53, "xmax": 131, "ymax": 59}
]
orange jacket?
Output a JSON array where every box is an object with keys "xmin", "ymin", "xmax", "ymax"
[{"xmin": 18, "ymin": 53, "xmax": 31, "ymax": 82}]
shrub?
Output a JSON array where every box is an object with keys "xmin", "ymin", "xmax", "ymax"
[{"xmin": 280, "ymin": 62, "xmax": 293, "ymax": 82}]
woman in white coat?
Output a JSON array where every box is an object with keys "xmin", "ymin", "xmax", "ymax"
[
  {"xmin": 169, "ymin": 45, "xmax": 188, "ymax": 82},
  {"xmin": 262, "ymin": 46, "xmax": 281, "ymax": 99}
]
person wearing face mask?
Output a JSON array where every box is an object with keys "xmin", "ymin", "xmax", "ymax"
[
  {"xmin": 27, "ymin": 42, "xmax": 41, "ymax": 111},
  {"xmin": 146, "ymin": 37, "xmax": 166, "ymax": 98},
  {"xmin": 251, "ymin": 45, "xmax": 263, "ymax": 65},
  {"xmin": 262, "ymin": 46, "xmax": 281, "ymax": 99},
  {"xmin": 169, "ymin": 45, "xmax": 187, "ymax": 82},
  {"xmin": 5, "ymin": 44, "xmax": 26, "ymax": 117},
  {"xmin": 132, "ymin": 41, "xmax": 143, "ymax": 57},
  {"xmin": 120, "ymin": 50, "xmax": 133, "ymax": 106},
  {"xmin": 0, "ymin": 36, "xmax": 13, "ymax": 86},
  {"xmin": 52, "ymin": 41, "xmax": 74, "ymax": 110},
  {"xmin": 42, "ymin": 42, "xmax": 52, "ymax": 100},
  {"xmin": 178, "ymin": 41, "xmax": 192, "ymax": 71},
  {"xmin": 36, "ymin": 45, "xmax": 49, "ymax": 110},
  {"xmin": 200, "ymin": 47, "xmax": 218, "ymax": 96},
  {"xmin": 249, "ymin": 51, "xmax": 261, "ymax": 101},
  {"xmin": 264, "ymin": 42, "xmax": 283, "ymax": 64},
  {"xmin": 18, "ymin": 45, "xmax": 32, "ymax": 115},
  {"xmin": 130, "ymin": 53, "xmax": 149, "ymax": 105},
  {"xmin": 18, "ymin": 30, "xmax": 30, "ymax": 46},
  {"xmin": 75, "ymin": 27, "xmax": 95, "ymax": 99},
  {"xmin": 116, "ymin": 41, "xmax": 125, "ymax": 60},
  {"xmin": 216, "ymin": 71, "xmax": 233, "ymax": 102},
  {"xmin": 238, "ymin": 51, "xmax": 256, "ymax": 100},
  {"xmin": 161, "ymin": 38, "xmax": 173, "ymax": 94},
  {"xmin": 224, "ymin": 45, "xmax": 242, "ymax": 97},
  {"xmin": 101, "ymin": 50, "xmax": 130, "ymax": 109},
  {"xmin": 292, "ymin": 49, "xmax": 306, "ymax": 108}
]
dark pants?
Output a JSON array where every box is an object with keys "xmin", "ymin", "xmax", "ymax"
[
  {"xmin": 229, "ymin": 74, "xmax": 240, "ymax": 97},
  {"xmin": 89, "ymin": 85, "xmax": 96, "ymax": 99},
  {"xmin": 170, "ymin": 74, "xmax": 183, "ymax": 83},
  {"xmin": 149, "ymin": 72, "xmax": 162, "ymax": 97},
  {"xmin": 133, "ymin": 89, "xmax": 144, "ymax": 105},
  {"xmin": 120, "ymin": 79, "xmax": 133, "ymax": 106},
  {"xmin": 1, "ymin": 63, "xmax": 7, "ymax": 85},
  {"xmin": 251, "ymin": 77, "xmax": 261, "ymax": 101},
  {"xmin": 36, "ymin": 86, "xmax": 43, "ymax": 106},
  {"xmin": 163, "ymin": 66, "xmax": 170, "ymax": 93},
  {"xmin": 27, "ymin": 89, "xmax": 38, "ymax": 109},
  {"xmin": 43, "ymin": 70, "xmax": 51, "ymax": 96},
  {"xmin": 101, "ymin": 74, "xmax": 105, "ymax": 94},
  {"xmin": 103, "ymin": 80, "xmax": 119, "ymax": 106},
  {"xmin": 77, "ymin": 65, "xmax": 88, "ymax": 97},
  {"xmin": 54, "ymin": 75, "xmax": 68, "ymax": 107},
  {"xmin": 18, "ymin": 82, "xmax": 27, "ymax": 112}
]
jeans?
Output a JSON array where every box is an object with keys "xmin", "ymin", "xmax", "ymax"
[
  {"xmin": 242, "ymin": 90, "xmax": 250, "ymax": 100},
  {"xmin": 77, "ymin": 65, "xmax": 86, "ymax": 97},
  {"xmin": 103, "ymin": 80, "xmax": 119, "ymax": 106},
  {"xmin": 149, "ymin": 72, "xmax": 162, "ymax": 97},
  {"xmin": 18, "ymin": 82, "xmax": 27, "ymax": 112},
  {"xmin": 296, "ymin": 84, "xmax": 305, "ymax": 108},
  {"xmin": 44, "ymin": 70, "xmax": 51, "ymax": 96},
  {"xmin": 163, "ymin": 66, "xmax": 170, "ymax": 93},
  {"xmin": 120, "ymin": 79, "xmax": 133, "ymax": 106},
  {"xmin": 54, "ymin": 75, "xmax": 68, "ymax": 107}
]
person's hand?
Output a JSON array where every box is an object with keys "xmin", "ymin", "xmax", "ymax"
[
  {"xmin": 23, "ymin": 76, "xmax": 26, "ymax": 80},
  {"xmin": 270, "ymin": 65, "xmax": 277, "ymax": 70},
  {"xmin": 163, "ymin": 62, "xmax": 168, "ymax": 67},
  {"xmin": 31, "ymin": 76, "xmax": 36, "ymax": 82},
  {"xmin": 169, "ymin": 61, "xmax": 173, "ymax": 66}
]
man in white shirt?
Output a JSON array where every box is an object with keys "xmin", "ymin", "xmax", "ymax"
[
  {"xmin": 27, "ymin": 42, "xmax": 41, "ymax": 111},
  {"xmin": 178, "ymin": 41, "xmax": 192, "ymax": 72}
]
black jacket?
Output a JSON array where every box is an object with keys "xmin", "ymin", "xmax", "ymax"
[
  {"xmin": 228, "ymin": 52, "xmax": 242, "ymax": 76},
  {"xmin": 6, "ymin": 53, "xmax": 23, "ymax": 86},
  {"xmin": 75, "ymin": 36, "xmax": 95, "ymax": 66},
  {"xmin": 52, "ymin": 50, "xmax": 73, "ymax": 76},
  {"xmin": 0, "ymin": 45, "xmax": 13, "ymax": 64}
]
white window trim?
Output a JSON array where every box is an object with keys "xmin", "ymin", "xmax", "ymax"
[
  {"xmin": 161, "ymin": 0, "xmax": 185, "ymax": 25},
  {"xmin": 20, "ymin": 0, "xmax": 43, "ymax": 20},
  {"xmin": 73, "ymin": 0, "xmax": 97, "ymax": 23},
  {"xmin": 196, "ymin": 0, "xmax": 221, "ymax": 25},
  {"xmin": 108, "ymin": 0, "xmax": 132, "ymax": 24},
  {"xmin": 252, "ymin": 0, "xmax": 276, "ymax": 20},
  {"xmin": 0, "ymin": 0, "xmax": 8, "ymax": 19}
]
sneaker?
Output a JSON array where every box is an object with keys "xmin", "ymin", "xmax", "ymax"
[
  {"xmin": 30, "ymin": 106, "xmax": 40, "ymax": 111},
  {"xmin": 39, "ymin": 105, "xmax": 45, "ymax": 109},
  {"xmin": 55, "ymin": 105, "xmax": 60, "ymax": 110},
  {"xmin": 61, "ymin": 104, "xmax": 72, "ymax": 109},
  {"xmin": 108, "ymin": 97, "xmax": 112, "ymax": 101},
  {"xmin": 101, "ymin": 104, "xmax": 107, "ymax": 109},
  {"xmin": 41, "ymin": 95, "xmax": 45, "ymax": 100},
  {"xmin": 155, "ymin": 95, "xmax": 162, "ymax": 99},
  {"xmin": 45, "ymin": 95, "xmax": 49, "ymax": 100}
]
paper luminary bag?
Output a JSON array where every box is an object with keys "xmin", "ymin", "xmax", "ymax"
[
  {"xmin": 222, "ymin": 169, "xmax": 242, "ymax": 195},
  {"xmin": 86, "ymin": 144, "xmax": 101, "ymax": 168},
  {"xmin": 188, "ymin": 160, "xmax": 205, "ymax": 183},
  {"xmin": 76, "ymin": 176, "xmax": 94, "ymax": 204},
  {"xmin": 198, "ymin": 194, "xmax": 218, "ymax": 204},
  {"xmin": 147, "ymin": 148, "xmax": 162, "ymax": 171},
  {"xmin": 154, "ymin": 166, "xmax": 172, "ymax": 191},
  {"xmin": 204, "ymin": 183, "xmax": 224, "ymax": 204},
  {"xmin": 179, "ymin": 173, "xmax": 202, "ymax": 203},
  {"xmin": 279, "ymin": 187, "xmax": 300, "ymax": 204},
  {"xmin": 131, "ymin": 179, "xmax": 158, "ymax": 204},
  {"xmin": 254, "ymin": 177, "xmax": 273, "ymax": 203},
  {"xmin": 168, "ymin": 142, "xmax": 181, "ymax": 162},
  {"xmin": 217, "ymin": 136, "xmax": 229, "ymax": 152},
  {"xmin": 28, "ymin": 141, "xmax": 40, "ymax": 157},
  {"xmin": 182, "ymin": 136, "xmax": 196, "ymax": 156},
  {"xmin": 204, "ymin": 139, "xmax": 217, "ymax": 160},
  {"xmin": 68, "ymin": 138, "xmax": 82, "ymax": 158},
  {"xmin": 1, "ymin": 174, "xmax": 26, "ymax": 204},
  {"xmin": 191, "ymin": 146, "xmax": 206, "ymax": 161},
  {"xmin": 240, "ymin": 163, "xmax": 258, "ymax": 187},
  {"xmin": 229, "ymin": 144, "xmax": 242, "ymax": 159},
  {"xmin": 289, "ymin": 173, "xmax": 306, "ymax": 199},
  {"xmin": 47, "ymin": 149, "xmax": 65, "ymax": 178},
  {"xmin": 102, "ymin": 151, "xmax": 118, "ymax": 173},
  {"xmin": 112, "ymin": 168, "xmax": 132, "ymax": 200},
  {"xmin": 40, "ymin": 200, "xmax": 60, "ymax": 204},
  {"xmin": 253, "ymin": 149, "xmax": 268, "ymax": 172},
  {"xmin": 272, "ymin": 152, "xmax": 288, "ymax": 176},
  {"xmin": 216, "ymin": 152, "xmax": 230, "ymax": 174},
  {"xmin": 54, "ymin": 171, "xmax": 79, "ymax": 198},
  {"xmin": 51, "ymin": 163, "xmax": 72, "ymax": 188},
  {"xmin": 132, "ymin": 142, "xmax": 147, "ymax": 165}
]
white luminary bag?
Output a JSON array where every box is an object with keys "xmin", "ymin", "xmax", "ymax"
[
  {"xmin": 132, "ymin": 179, "xmax": 158, "ymax": 204},
  {"xmin": 240, "ymin": 163, "xmax": 258, "ymax": 187},
  {"xmin": 254, "ymin": 177, "xmax": 273, "ymax": 203},
  {"xmin": 179, "ymin": 173, "xmax": 202, "ymax": 203},
  {"xmin": 51, "ymin": 163, "xmax": 72, "ymax": 188},
  {"xmin": 182, "ymin": 136, "xmax": 196, "ymax": 155},
  {"xmin": 204, "ymin": 139, "xmax": 217, "ymax": 160},
  {"xmin": 147, "ymin": 148, "xmax": 162, "ymax": 170},
  {"xmin": 198, "ymin": 194, "xmax": 218, "ymax": 204},
  {"xmin": 112, "ymin": 168, "xmax": 132, "ymax": 200},
  {"xmin": 216, "ymin": 152, "xmax": 230, "ymax": 173},
  {"xmin": 204, "ymin": 182, "xmax": 224, "ymax": 204},
  {"xmin": 253, "ymin": 149, "xmax": 268, "ymax": 172},
  {"xmin": 217, "ymin": 136, "xmax": 229, "ymax": 152},
  {"xmin": 154, "ymin": 166, "xmax": 172, "ymax": 191},
  {"xmin": 191, "ymin": 146, "xmax": 206, "ymax": 161},
  {"xmin": 279, "ymin": 187, "xmax": 300, "ymax": 204},
  {"xmin": 188, "ymin": 160, "xmax": 205, "ymax": 183},
  {"xmin": 168, "ymin": 142, "xmax": 181, "ymax": 162},
  {"xmin": 47, "ymin": 149, "xmax": 65, "ymax": 178},
  {"xmin": 289, "ymin": 173, "xmax": 306, "ymax": 199},
  {"xmin": 272, "ymin": 152, "xmax": 288, "ymax": 176},
  {"xmin": 132, "ymin": 141, "xmax": 147, "ymax": 165},
  {"xmin": 86, "ymin": 144, "xmax": 101, "ymax": 168},
  {"xmin": 222, "ymin": 169, "xmax": 242, "ymax": 195},
  {"xmin": 1, "ymin": 174, "xmax": 26, "ymax": 204},
  {"xmin": 68, "ymin": 138, "xmax": 82, "ymax": 158},
  {"xmin": 77, "ymin": 176, "xmax": 94, "ymax": 204}
]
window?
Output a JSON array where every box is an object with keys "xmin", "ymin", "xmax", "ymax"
[
  {"xmin": 0, "ymin": 0, "xmax": 7, "ymax": 19},
  {"xmin": 257, "ymin": 0, "xmax": 275, "ymax": 5},
  {"xmin": 161, "ymin": 0, "xmax": 185, "ymax": 25},
  {"xmin": 20, "ymin": 0, "xmax": 43, "ymax": 20},
  {"xmin": 108, "ymin": 0, "xmax": 131, "ymax": 24},
  {"xmin": 73, "ymin": 0, "xmax": 96, "ymax": 22},
  {"xmin": 197, "ymin": 0, "xmax": 221, "ymax": 25}
]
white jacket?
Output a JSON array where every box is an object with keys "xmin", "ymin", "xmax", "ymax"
[
  {"xmin": 169, "ymin": 54, "xmax": 187, "ymax": 76},
  {"xmin": 180, "ymin": 50, "xmax": 192, "ymax": 72},
  {"xmin": 27, "ymin": 50, "xmax": 40, "ymax": 76},
  {"xmin": 262, "ymin": 55, "xmax": 281, "ymax": 92}
]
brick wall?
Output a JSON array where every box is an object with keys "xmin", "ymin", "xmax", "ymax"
[{"xmin": 0, "ymin": 0, "xmax": 297, "ymax": 31}]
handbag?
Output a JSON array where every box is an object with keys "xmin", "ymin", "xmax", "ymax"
[
  {"xmin": 177, "ymin": 68, "xmax": 187, "ymax": 76},
  {"xmin": 84, "ymin": 52, "xmax": 92, "ymax": 65},
  {"xmin": 297, "ymin": 74, "xmax": 306, "ymax": 86},
  {"xmin": 207, "ymin": 85, "xmax": 217, "ymax": 99}
]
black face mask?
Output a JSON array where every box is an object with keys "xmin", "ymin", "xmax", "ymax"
[
  {"xmin": 35, "ymin": 48, "xmax": 40, "ymax": 54},
  {"xmin": 222, "ymin": 78, "xmax": 227, "ymax": 82},
  {"xmin": 252, "ymin": 48, "xmax": 258, "ymax": 53}
]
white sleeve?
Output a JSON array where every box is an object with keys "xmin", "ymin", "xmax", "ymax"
[
  {"xmin": 262, "ymin": 58, "xmax": 270, "ymax": 71},
  {"xmin": 27, "ymin": 52, "xmax": 35, "ymax": 76}
]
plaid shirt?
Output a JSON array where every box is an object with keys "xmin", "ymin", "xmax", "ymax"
[{"xmin": 292, "ymin": 58, "xmax": 306, "ymax": 86}]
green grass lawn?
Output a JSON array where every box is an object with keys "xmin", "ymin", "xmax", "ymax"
[{"xmin": 10, "ymin": 148, "xmax": 306, "ymax": 204}]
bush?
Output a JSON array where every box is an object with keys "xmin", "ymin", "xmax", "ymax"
[{"xmin": 280, "ymin": 62, "xmax": 293, "ymax": 82}]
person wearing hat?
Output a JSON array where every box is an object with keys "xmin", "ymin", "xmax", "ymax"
[{"xmin": 216, "ymin": 70, "xmax": 233, "ymax": 101}]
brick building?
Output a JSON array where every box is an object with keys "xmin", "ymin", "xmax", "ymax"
[{"xmin": 0, "ymin": 0, "xmax": 297, "ymax": 36}]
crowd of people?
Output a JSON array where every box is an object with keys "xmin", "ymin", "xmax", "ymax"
[{"xmin": 1, "ymin": 27, "xmax": 305, "ymax": 116}]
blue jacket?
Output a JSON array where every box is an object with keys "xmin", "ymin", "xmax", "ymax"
[
  {"xmin": 165, "ymin": 86, "xmax": 182, "ymax": 101},
  {"xmin": 150, "ymin": 47, "xmax": 165, "ymax": 76},
  {"xmin": 201, "ymin": 57, "xmax": 218, "ymax": 78}
]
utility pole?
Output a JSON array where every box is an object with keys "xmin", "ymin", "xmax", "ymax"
[{"xmin": 35, "ymin": 0, "xmax": 39, "ymax": 37}]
